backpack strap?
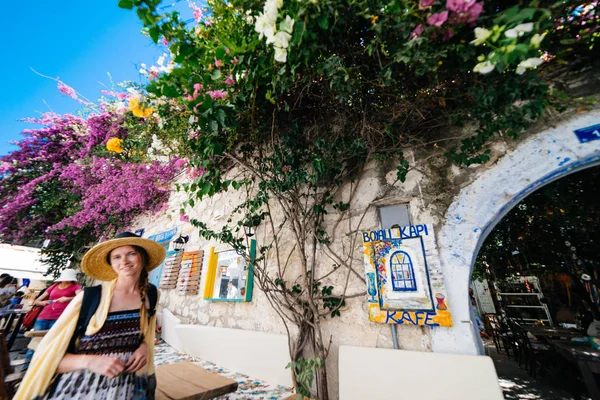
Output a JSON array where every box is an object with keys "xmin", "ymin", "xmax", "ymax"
[
  {"xmin": 68, "ymin": 285, "xmax": 102, "ymax": 353},
  {"xmin": 147, "ymin": 283, "xmax": 158, "ymax": 317}
]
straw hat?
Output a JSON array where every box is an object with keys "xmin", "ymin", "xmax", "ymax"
[
  {"xmin": 55, "ymin": 269, "xmax": 78, "ymax": 282},
  {"xmin": 81, "ymin": 232, "xmax": 166, "ymax": 281}
]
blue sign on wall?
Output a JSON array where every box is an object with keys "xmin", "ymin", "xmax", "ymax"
[
  {"xmin": 148, "ymin": 227, "xmax": 178, "ymax": 243},
  {"xmin": 574, "ymin": 123, "xmax": 600, "ymax": 144}
]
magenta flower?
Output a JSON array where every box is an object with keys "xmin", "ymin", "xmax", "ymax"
[
  {"xmin": 446, "ymin": 0, "xmax": 483, "ymax": 24},
  {"xmin": 180, "ymin": 212, "xmax": 190, "ymax": 223},
  {"xmin": 410, "ymin": 24, "xmax": 426, "ymax": 39},
  {"xmin": 161, "ymin": 37, "xmax": 169, "ymax": 46},
  {"xmin": 443, "ymin": 28, "xmax": 455, "ymax": 41},
  {"xmin": 427, "ymin": 11, "xmax": 449, "ymax": 26},
  {"xmin": 420, "ymin": 0, "xmax": 436, "ymax": 8},
  {"xmin": 173, "ymin": 158, "xmax": 187, "ymax": 169},
  {"xmin": 224, "ymin": 76, "xmax": 236, "ymax": 85},
  {"xmin": 207, "ymin": 90, "xmax": 227, "ymax": 100},
  {"xmin": 446, "ymin": 0, "xmax": 462, "ymax": 11},
  {"xmin": 57, "ymin": 82, "xmax": 77, "ymax": 100},
  {"xmin": 214, "ymin": 58, "xmax": 223, "ymax": 68}
]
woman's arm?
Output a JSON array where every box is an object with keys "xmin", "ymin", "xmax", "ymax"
[
  {"xmin": 56, "ymin": 296, "xmax": 76, "ymax": 303},
  {"xmin": 57, "ymin": 353, "xmax": 126, "ymax": 379},
  {"xmin": 33, "ymin": 291, "xmax": 50, "ymax": 306}
]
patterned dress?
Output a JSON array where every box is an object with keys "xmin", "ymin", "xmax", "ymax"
[{"xmin": 41, "ymin": 309, "xmax": 155, "ymax": 400}]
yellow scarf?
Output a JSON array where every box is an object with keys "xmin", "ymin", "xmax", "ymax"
[{"xmin": 15, "ymin": 280, "xmax": 156, "ymax": 400}]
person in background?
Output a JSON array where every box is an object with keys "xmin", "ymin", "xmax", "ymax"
[
  {"xmin": 32, "ymin": 269, "xmax": 82, "ymax": 331},
  {"xmin": 0, "ymin": 275, "xmax": 18, "ymax": 307}
]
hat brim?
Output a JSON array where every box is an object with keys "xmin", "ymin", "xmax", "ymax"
[{"xmin": 81, "ymin": 237, "xmax": 166, "ymax": 281}]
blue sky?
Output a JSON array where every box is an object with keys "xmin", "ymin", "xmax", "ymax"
[{"xmin": 0, "ymin": 0, "xmax": 169, "ymax": 156}]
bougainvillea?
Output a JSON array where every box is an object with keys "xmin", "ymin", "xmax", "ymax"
[{"xmin": 0, "ymin": 91, "xmax": 182, "ymax": 276}]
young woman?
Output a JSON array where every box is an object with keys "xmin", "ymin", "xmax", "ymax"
[
  {"xmin": 32, "ymin": 269, "xmax": 82, "ymax": 330},
  {"xmin": 15, "ymin": 232, "xmax": 165, "ymax": 400}
]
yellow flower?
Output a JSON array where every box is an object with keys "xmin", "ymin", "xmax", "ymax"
[
  {"xmin": 106, "ymin": 138, "xmax": 124, "ymax": 153},
  {"xmin": 128, "ymin": 96, "xmax": 154, "ymax": 118},
  {"xmin": 371, "ymin": 15, "xmax": 379, "ymax": 25}
]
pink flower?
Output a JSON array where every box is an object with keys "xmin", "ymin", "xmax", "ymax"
[
  {"xmin": 174, "ymin": 158, "xmax": 187, "ymax": 169},
  {"xmin": 410, "ymin": 24, "xmax": 426, "ymax": 39},
  {"xmin": 118, "ymin": 93, "xmax": 127, "ymax": 100},
  {"xmin": 446, "ymin": 0, "xmax": 462, "ymax": 11},
  {"xmin": 231, "ymin": 57, "xmax": 239, "ymax": 64},
  {"xmin": 193, "ymin": 83, "xmax": 203, "ymax": 91},
  {"xmin": 443, "ymin": 28, "xmax": 455, "ymax": 41},
  {"xmin": 204, "ymin": 19, "xmax": 214, "ymax": 26},
  {"xmin": 427, "ymin": 11, "xmax": 448, "ymax": 26},
  {"xmin": 446, "ymin": 0, "xmax": 483, "ymax": 24},
  {"xmin": 420, "ymin": 0, "xmax": 436, "ymax": 7},
  {"xmin": 57, "ymin": 82, "xmax": 77, "ymax": 100},
  {"xmin": 224, "ymin": 76, "xmax": 236, "ymax": 85},
  {"xmin": 193, "ymin": 7, "xmax": 203, "ymax": 22},
  {"xmin": 180, "ymin": 212, "xmax": 190, "ymax": 223},
  {"xmin": 225, "ymin": 48, "xmax": 230, "ymax": 54},
  {"xmin": 207, "ymin": 90, "xmax": 227, "ymax": 100},
  {"xmin": 161, "ymin": 37, "xmax": 169, "ymax": 46},
  {"xmin": 186, "ymin": 166, "xmax": 206, "ymax": 179},
  {"xmin": 214, "ymin": 58, "xmax": 222, "ymax": 68}
]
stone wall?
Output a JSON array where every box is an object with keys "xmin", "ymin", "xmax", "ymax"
[{"xmin": 133, "ymin": 103, "xmax": 600, "ymax": 398}]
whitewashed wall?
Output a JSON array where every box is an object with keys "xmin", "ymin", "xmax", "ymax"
[{"xmin": 133, "ymin": 106, "xmax": 600, "ymax": 398}]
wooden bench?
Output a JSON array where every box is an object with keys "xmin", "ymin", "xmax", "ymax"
[{"xmin": 155, "ymin": 361, "xmax": 238, "ymax": 399}]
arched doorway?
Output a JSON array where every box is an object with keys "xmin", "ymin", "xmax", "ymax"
[{"xmin": 431, "ymin": 109, "xmax": 600, "ymax": 355}]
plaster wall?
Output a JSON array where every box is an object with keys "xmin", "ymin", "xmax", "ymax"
[{"xmin": 133, "ymin": 107, "xmax": 600, "ymax": 398}]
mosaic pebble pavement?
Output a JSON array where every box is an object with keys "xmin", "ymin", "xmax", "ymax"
[{"xmin": 153, "ymin": 341, "xmax": 295, "ymax": 399}]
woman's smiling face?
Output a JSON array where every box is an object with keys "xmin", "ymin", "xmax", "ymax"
[{"xmin": 108, "ymin": 245, "xmax": 143, "ymax": 279}]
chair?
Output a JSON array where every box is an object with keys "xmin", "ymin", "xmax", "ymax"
[
  {"xmin": 511, "ymin": 321, "xmax": 552, "ymax": 379},
  {"xmin": 0, "ymin": 331, "xmax": 26, "ymax": 398},
  {"xmin": 484, "ymin": 314, "xmax": 511, "ymax": 356}
]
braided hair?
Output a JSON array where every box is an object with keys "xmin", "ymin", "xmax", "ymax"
[{"xmin": 132, "ymin": 245, "xmax": 150, "ymax": 339}]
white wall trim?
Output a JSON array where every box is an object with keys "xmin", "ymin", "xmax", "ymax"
[{"xmin": 432, "ymin": 110, "xmax": 600, "ymax": 354}]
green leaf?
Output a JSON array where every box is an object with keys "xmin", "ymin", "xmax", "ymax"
[
  {"xmin": 216, "ymin": 108, "xmax": 226, "ymax": 127},
  {"xmin": 209, "ymin": 120, "xmax": 218, "ymax": 133},
  {"xmin": 318, "ymin": 15, "xmax": 329, "ymax": 30},
  {"xmin": 162, "ymin": 84, "xmax": 179, "ymax": 98},
  {"xmin": 215, "ymin": 46, "xmax": 227, "ymax": 60},
  {"xmin": 211, "ymin": 69, "xmax": 222, "ymax": 80},
  {"xmin": 149, "ymin": 26, "xmax": 160, "ymax": 43},
  {"xmin": 118, "ymin": 0, "xmax": 134, "ymax": 9}
]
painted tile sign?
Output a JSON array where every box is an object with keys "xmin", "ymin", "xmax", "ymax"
[{"xmin": 362, "ymin": 224, "xmax": 453, "ymax": 327}]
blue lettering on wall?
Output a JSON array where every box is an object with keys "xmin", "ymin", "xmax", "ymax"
[
  {"xmin": 363, "ymin": 224, "xmax": 429, "ymax": 242},
  {"xmin": 385, "ymin": 310, "xmax": 439, "ymax": 326}
]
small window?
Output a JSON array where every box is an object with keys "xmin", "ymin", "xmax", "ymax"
[
  {"xmin": 378, "ymin": 204, "xmax": 411, "ymax": 230},
  {"xmin": 390, "ymin": 251, "xmax": 417, "ymax": 292}
]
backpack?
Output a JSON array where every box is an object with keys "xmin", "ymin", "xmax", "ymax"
[{"xmin": 67, "ymin": 283, "xmax": 158, "ymax": 353}]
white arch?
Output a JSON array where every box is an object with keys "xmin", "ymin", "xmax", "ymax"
[{"xmin": 431, "ymin": 109, "xmax": 600, "ymax": 355}]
